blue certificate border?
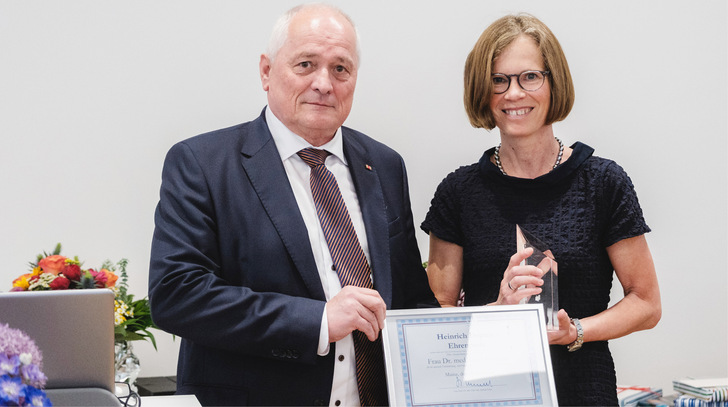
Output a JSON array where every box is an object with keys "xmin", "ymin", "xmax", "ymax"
[
  {"xmin": 397, "ymin": 317, "xmax": 542, "ymax": 407},
  {"xmin": 382, "ymin": 305, "xmax": 557, "ymax": 407}
]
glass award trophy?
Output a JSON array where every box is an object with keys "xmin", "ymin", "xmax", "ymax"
[{"xmin": 516, "ymin": 225, "xmax": 558, "ymax": 330}]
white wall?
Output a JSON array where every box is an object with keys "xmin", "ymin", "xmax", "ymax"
[{"xmin": 1, "ymin": 0, "xmax": 726, "ymax": 397}]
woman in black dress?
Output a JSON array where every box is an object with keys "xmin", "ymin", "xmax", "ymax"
[{"xmin": 421, "ymin": 13, "xmax": 661, "ymax": 405}]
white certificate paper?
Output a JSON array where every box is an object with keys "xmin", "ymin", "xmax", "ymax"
[{"xmin": 382, "ymin": 305, "xmax": 557, "ymax": 407}]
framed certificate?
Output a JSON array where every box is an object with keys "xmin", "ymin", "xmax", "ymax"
[{"xmin": 382, "ymin": 304, "xmax": 558, "ymax": 406}]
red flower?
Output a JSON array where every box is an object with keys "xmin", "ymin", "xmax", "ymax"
[
  {"xmin": 38, "ymin": 255, "xmax": 68, "ymax": 276},
  {"xmin": 89, "ymin": 269, "xmax": 118, "ymax": 288},
  {"xmin": 88, "ymin": 269, "xmax": 103, "ymax": 288},
  {"xmin": 91, "ymin": 268, "xmax": 118, "ymax": 288},
  {"xmin": 62, "ymin": 264, "xmax": 82, "ymax": 282},
  {"xmin": 49, "ymin": 275, "xmax": 70, "ymax": 290}
]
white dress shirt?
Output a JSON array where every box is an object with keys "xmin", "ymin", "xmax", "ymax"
[{"xmin": 266, "ymin": 107, "xmax": 369, "ymax": 407}]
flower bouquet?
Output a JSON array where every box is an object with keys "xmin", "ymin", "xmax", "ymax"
[
  {"xmin": 10, "ymin": 244, "xmax": 159, "ymax": 393},
  {"xmin": 11, "ymin": 243, "xmax": 158, "ymax": 349},
  {"xmin": 0, "ymin": 323, "xmax": 52, "ymax": 406}
]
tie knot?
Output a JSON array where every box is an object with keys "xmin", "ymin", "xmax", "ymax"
[{"xmin": 297, "ymin": 148, "xmax": 329, "ymax": 168}]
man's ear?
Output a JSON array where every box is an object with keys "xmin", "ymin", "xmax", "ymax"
[{"xmin": 259, "ymin": 54, "xmax": 271, "ymax": 91}]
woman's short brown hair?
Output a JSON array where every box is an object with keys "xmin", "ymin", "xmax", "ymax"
[{"xmin": 464, "ymin": 13, "xmax": 575, "ymax": 130}]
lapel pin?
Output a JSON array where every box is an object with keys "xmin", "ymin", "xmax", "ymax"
[{"xmin": 365, "ymin": 164, "xmax": 372, "ymax": 171}]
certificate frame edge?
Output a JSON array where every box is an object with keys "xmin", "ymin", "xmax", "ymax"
[{"xmin": 381, "ymin": 304, "xmax": 558, "ymax": 406}]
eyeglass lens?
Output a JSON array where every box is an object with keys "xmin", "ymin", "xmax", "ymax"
[{"xmin": 492, "ymin": 71, "xmax": 546, "ymax": 94}]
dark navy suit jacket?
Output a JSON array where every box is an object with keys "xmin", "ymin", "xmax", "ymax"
[{"xmin": 148, "ymin": 110, "xmax": 437, "ymax": 406}]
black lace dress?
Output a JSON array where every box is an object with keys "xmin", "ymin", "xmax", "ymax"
[{"xmin": 421, "ymin": 142, "xmax": 650, "ymax": 406}]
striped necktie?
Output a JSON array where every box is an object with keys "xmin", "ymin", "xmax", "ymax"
[{"xmin": 297, "ymin": 148, "xmax": 388, "ymax": 406}]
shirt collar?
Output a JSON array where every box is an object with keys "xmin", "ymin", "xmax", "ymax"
[{"xmin": 265, "ymin": 107, "xmax": 347, "ymax": 165}]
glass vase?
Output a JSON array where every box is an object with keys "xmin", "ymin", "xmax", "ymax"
[{"xmin": 114, "ymin": 340, "xmax": 141, "ymax": 394}]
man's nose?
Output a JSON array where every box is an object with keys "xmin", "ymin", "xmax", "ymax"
[{"xmin": 311, "ymin": 68, "xmax": 333, "ymax": 94}]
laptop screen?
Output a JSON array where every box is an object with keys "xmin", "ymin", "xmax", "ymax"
[{"xmin": 0, "ymin": 289, "xmax": 116, "ymax": 393}]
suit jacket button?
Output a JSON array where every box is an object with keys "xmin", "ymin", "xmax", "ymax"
[{"xmin": 314, "ymin": 399, "xmax": 326, "ymax": 406}]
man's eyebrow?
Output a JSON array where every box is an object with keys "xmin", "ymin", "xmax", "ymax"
[
  {"xmin": 291, "ymin": 52, "xmax": 354, "ymax": 65},
  {"xmin": 296, "ymin": 52, "xmax": 318, "ymax": 59},
  {"xmin": 289, "ymin": 52, "xmax": 321, "ymax": 63},
  {"xmin": 335, "ymin": 56, "xmax": 354, "ymax": 65}
]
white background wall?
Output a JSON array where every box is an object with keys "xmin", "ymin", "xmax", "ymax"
[{"xmin": 1, "ymin": 0, "xmax": 726, "ymax": 397}]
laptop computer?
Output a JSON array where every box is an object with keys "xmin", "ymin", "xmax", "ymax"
[{"xmin": 0, "ymin": 289, "xmax": 121, "ymax": 406}]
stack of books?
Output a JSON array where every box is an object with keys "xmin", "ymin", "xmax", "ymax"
[
  {"xmin": 673, "ymin": 378, "xmax": 728, "ymax": 407},
  {"xmin": 617, "ymin": 386, "xmax": 664, "ymax": 406}
]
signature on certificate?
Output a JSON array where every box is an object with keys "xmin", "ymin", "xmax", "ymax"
[{"xmin": 455, "ymin": 376, "xmax": 493, "ymax": 389}]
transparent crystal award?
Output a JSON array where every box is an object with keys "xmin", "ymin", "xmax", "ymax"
[{"xmin": 516, "ymin": 225, "xmax": 559, "ymax": 330}]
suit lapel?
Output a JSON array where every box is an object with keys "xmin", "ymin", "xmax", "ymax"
[
  {"xmin": 239, "ymin": 114, "xmax": 326, "ymax": 301},
  {"xmin": 342, "ymin": 130, "xmax": 393, "ymax": 308}
]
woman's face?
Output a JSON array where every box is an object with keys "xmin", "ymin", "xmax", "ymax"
[{"xmin": 490, "ymin": 35, "xmax": 551, "ymax": 139}]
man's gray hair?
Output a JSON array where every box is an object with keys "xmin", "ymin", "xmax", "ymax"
[{"xmin": 265, "ymin": 3, "xmax": 361, "ymax": 67}]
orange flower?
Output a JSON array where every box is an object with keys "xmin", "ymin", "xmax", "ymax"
[
  {"xmin": 38, "ymin": 255, "xmax": 68, "ymax": 276},
  {"xmin": 98, "ymin": 268, "xmax": 118, "ymax": 288}
]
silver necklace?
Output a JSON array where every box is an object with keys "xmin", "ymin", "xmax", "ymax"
[{"xmin": 494, "ymin": 137, "xmax": 564, "ymax": 176}]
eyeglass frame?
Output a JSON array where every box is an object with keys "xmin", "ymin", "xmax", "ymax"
[{"xmin": 491, "ymin": 70, "xmax": 550, "ymax": 94}]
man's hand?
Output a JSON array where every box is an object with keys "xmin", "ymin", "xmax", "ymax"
[{"xmin": 327, "ymin": 286, "xmax": 386, "ymax": 342}]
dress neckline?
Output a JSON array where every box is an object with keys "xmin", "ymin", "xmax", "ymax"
[{"xmin": 478, "ymin": 141, "xmax": 595, "ymax": 188}]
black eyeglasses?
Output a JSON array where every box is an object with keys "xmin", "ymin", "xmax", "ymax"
[{"xmin": 491, "ymin": 70, "xmax": 550, "ymax": 94}]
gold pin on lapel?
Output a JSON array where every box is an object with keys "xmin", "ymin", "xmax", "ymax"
[{"xmin": 365, "ymin": 164, "xmax": 372, "ymax": 171}]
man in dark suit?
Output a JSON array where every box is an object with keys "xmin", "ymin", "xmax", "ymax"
[{"xmin": 148, "ymin": 4, "xmax": 437, "ymax": 406}]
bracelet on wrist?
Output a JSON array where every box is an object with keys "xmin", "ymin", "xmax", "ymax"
[{"xmin": 567, "ymin": 318, "xmax": 584, "ymax": 352}]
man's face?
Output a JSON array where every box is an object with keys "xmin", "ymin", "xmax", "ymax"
[{"xmin": 260, "ymin": 8, "xmax": 358, "ymax": 146}]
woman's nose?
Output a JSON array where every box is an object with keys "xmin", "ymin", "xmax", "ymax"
[{"xmin": 503, "ymin": 80, "xmax": 526, "ymax": 100}]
